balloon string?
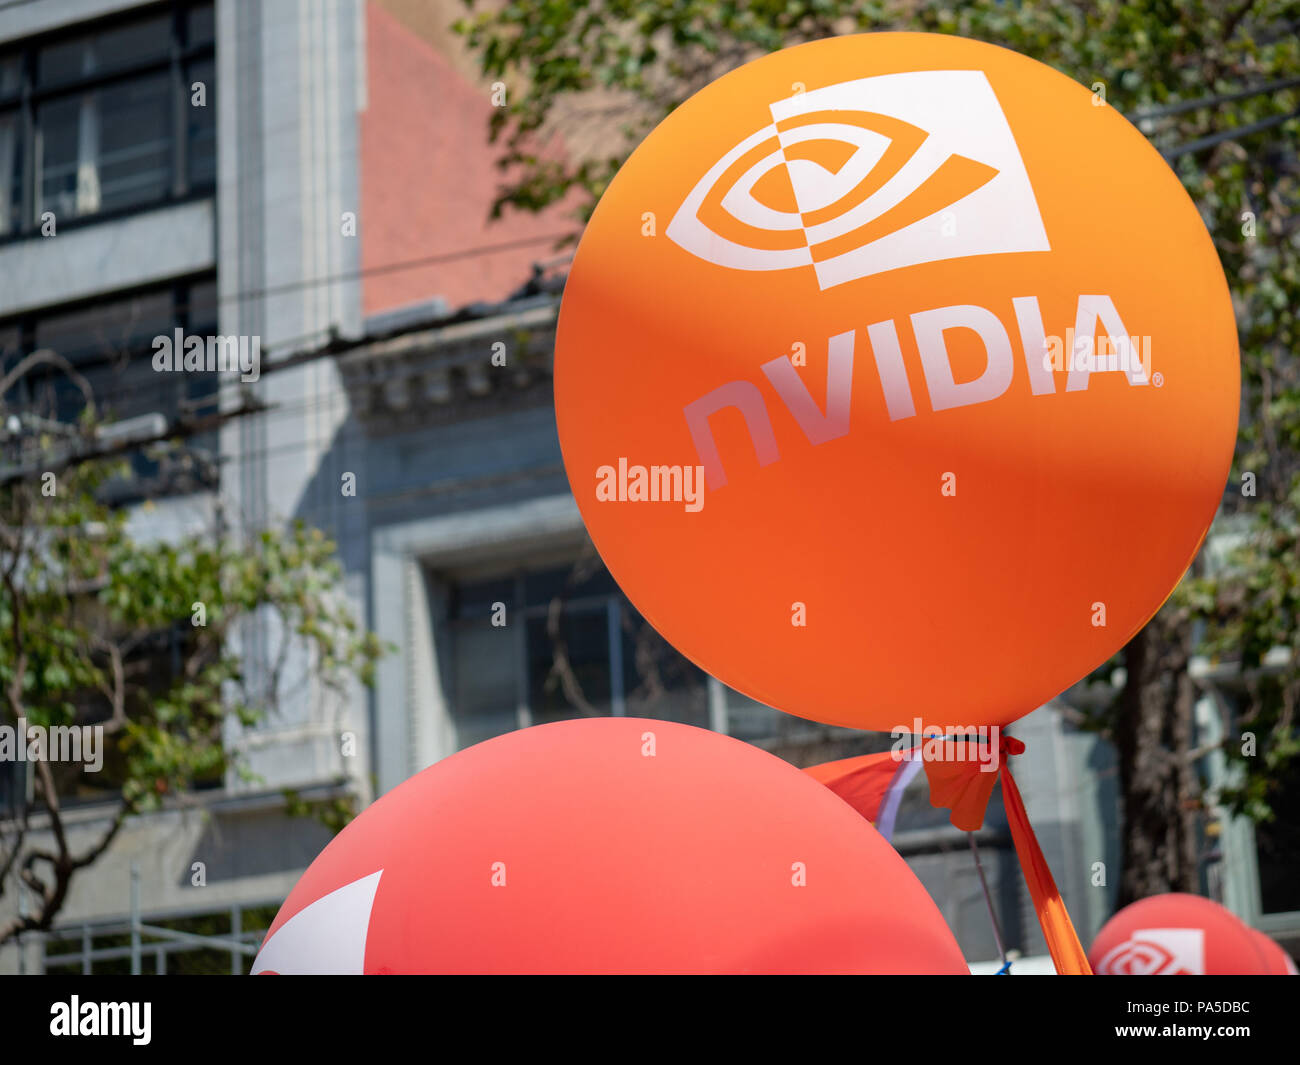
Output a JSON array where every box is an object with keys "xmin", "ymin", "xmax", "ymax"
[{"xmin": 968, "ymin": 831, "xmax": 1009, "ymax": 971}]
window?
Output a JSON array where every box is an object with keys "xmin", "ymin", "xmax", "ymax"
[
  {"xmin": 722, "ymin": 686, "xmax": 806, "ymax": 743},
  {"xmin": 0, "ymin": 1, "xmax": 215, "ymax": 239},
  {"xmin": 1255, "ymin": 761, "xmax": 1300, "ymax": 916},
  {"xmin": 0, "ymin": 275, "xmax": 219, "ymax": 489},
  {"xmin": 444, "ymin": 560, "xmax": 711, "ymax": 749}
]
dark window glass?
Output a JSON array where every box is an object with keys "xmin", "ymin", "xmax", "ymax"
[
  {"xmin": 0, "ymin": 55, "xmax": 19, "ymax": 101},
  {"xmin": 523, "ymin": 564, "xmax": 616, "ymax": 607},
  {"xmin": 526, "ymin": 608, "xmax": 612, "ymax": 721},
  {"xmin": 0, "ymin": 111, "xmax": 19, "ymax": 235},
  {"xmin": 621, "ymin": 606, "xmax": 710, "ymax": 727},
  {"xmin": 2, "ymin": 277, "xmax": 215, "ymax": 493},
  {"xmin": 37, "ymin": 72, "xmax": 172, "ymax": 221},
  {"xmin": 187, "ymin": 278, "xmax": 218, "ymax": 332},
  {"xmin": 35, "ymin": 289, "xmax": 172, "ymax": 365},
  {"xmin": 1257, "ymin": 763, "xmax": 1300, "ymax": 914},
  {"xmin": 36, "ymin": 14, "xmax": 171, "ymax": 89},
  {"xmin": 0, "ymin": 323, "xmax": 22, "ymax": 406},
  {"xmin": 446, "ymin": 562, "xmax": 711, "ymax": 749},
  {"xmin": 451, "ymin": 576, "xmax": 517, "ymax": 619},
  {"xmin": 0, "ymin": 760, "xmax": 21, "ymax": 819},
  {"xmin": 187, "ymin": 5, "xmax": 215, "ymax": 48},
  {"xmin": 186, "ymin": 57, "xmax": 215, "ymax": 187},
  {"xmin": 4, "ymin": 4, "xmax": 214, "ymax": 235},
  {"xmin": 451, "ymin": 621, "xmax": 518, "ymax": 748},
  {"xmin": 722, "ymin": 691, "xmax": 780, "ymax": 743},
  {"xmin": 183, "ymin": 280, "xmax": 221, "ymax": 437},
  {"xmin": 0, "ymin": 322, "xmax": 19, "ymax": 358}
]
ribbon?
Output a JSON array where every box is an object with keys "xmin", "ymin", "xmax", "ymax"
[
  {"xmin": 923, "ymin": 733, "xmax": 1091, "ymax": 975},
  {"xmin": 807, "ymin": 732, "xmax": 1092, "ymax": 975},
  {"xmin": 804, "ymin": 746, "xmax": 924, "ymax": 844},
  {"xmin": 997, "ymin": 761, "xmax": 1093, "ymax": 975}
]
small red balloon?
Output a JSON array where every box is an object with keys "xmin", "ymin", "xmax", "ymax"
[
  {"xmin": 254, "ymin": 718, "xmax": 968, "ymax": 974},
  {"xmin": 1090, "ymin": 893, "xmax": 1283, "ymax": 975},
  {"xmin": 1252, "ymin": 929, "xmax": 1299, "ymax": 976}
]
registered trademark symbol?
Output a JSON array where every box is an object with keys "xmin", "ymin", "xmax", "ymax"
[{"xmin": 1152, "ymin": 372, "xmax": 1165, "ymax": 387}]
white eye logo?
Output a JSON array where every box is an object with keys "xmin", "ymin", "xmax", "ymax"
[
  {"xmin": 666, "ymin": 69, "xmax": 1051, "ymax": 290},
  {"xmin": 251, "ymin": 870, "xmax": 382, "ymax": 975},
  {"xmin": 1097, "ymin": 928, "xmax": 1205, "ymax": 975}
]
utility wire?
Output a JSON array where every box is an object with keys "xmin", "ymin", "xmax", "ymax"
[{"xmin": 1131, "ymin": 75, "xmax": 1300, "ymax": 122}]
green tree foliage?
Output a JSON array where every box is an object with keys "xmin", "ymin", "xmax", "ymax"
[{"xmin": 0, "ymin": 442, "xmax": 385, "ymax": 943}]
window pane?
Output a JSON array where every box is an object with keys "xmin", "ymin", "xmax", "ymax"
[
  {"xmin": 450, "ymin": 576, "xmax": 516, "ymax": 620},
  {"xmin": 523, "ymin": 563, "xmax": 616, "ymax": 608},
  {"xmin": 187, "ymin": 279, "xmax": 218, "ymax": 333},
  {"xmin": 183, "ymin": 282, "xmax": 221, "ymax": 417},
  {"xmin": 725, "ymin": 687, "xmax": 793, "ymax": 742},
  {"xmin": 37, "ymin": 14, "xmax": 171, "ymax": 88},
  {"xmin": 0, "ymin": 54, "xmax": 19, "ymax": 101},
  {"xmin": 105, "ymin": 346, "xmax": 175, "ymax": 418},
  {"xmin": 0, "ymin": 110, "xmax": 19, "ymax": 236},
  {"xmin": 186, "ymin": 57, "xmax": 216, "ymax": 187},
  {"xmin": 621, "ymin": 607, "xmax": 710, "ymax": 727},
  {"xmin": 95, "ymin": 74, "xmax": 172, "ymax": 212},
  {"xmin": 36, "ymin": 289, "xmax": 173, "ymax": 365},
  {"xmin": 37, "ymin": 75, "xmax": 172, "ymax": 222},
  {"xmin": 0, "ymin": 322, "xmax": 19, "ymax": 358},
  {"xmin": 187, "ymin": 4, "xmax": 216, "ymax": 48},
  {"xmin": 451, "ymin": 620, "xmax": 518, "ymax": 748},
  {"xmin": 35, "ymin": 94, "xmax": 81, "ymax": 219},
  {"xmin": 35, "ymin": 39, "xmax": 91, "ymax": 87},
  {"xmin": 0, "ymin": 759, "xmax": 21, "ymax": 819},
  {"xmin": 526, "ymin": 608, "xmax": 611, "ymax": 721},
  {"xmin": 1256, "ymin": 762, "xmax": 1300, "ymax": 914},
  {"xmin": 0, "ymin": 323, "xmax": 23, "ymax": 405}
]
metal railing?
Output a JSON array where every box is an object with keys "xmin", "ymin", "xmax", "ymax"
[{"xmin": 21, "ymin": 863, "xmax": 281, "ymax": 975}]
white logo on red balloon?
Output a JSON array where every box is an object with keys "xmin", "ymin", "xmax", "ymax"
[
  {"xmin": 1096, "ymin": 928, "xmax": 1206, "ymax": 975},
  {"xmin": 666, "ymin": 69, "xmax": 1050, "ymax": 290},
  {"xmin": 251, "ymin": 870, "xmax": 382, "ymax": 975}
]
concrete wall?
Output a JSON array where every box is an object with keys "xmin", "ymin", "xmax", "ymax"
[{"xmin": 215, "ymin": 0, "xmax": 368, "ymax": 796}]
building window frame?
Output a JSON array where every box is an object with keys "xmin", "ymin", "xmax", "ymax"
[
  {"xmin": 0, "ymin": 0, "xmax": 215, "ymax": 244},
  {"xmin": 0, "ymin": 271, "xmax": 220, "ymax": 499},
  {"xmin": 441, "ymin": 558, "xmax": 716, "ymax": 749}
]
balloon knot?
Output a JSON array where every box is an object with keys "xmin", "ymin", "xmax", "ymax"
[{"xmin": 1001, "ymin": 735, "xmax": 1025, "ymax": 757}]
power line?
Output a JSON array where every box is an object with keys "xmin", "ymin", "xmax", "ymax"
[
  {"xmin": 1132, "ymin": 76, "xmax": 1300, "ymax": 122},
  {"xmin": 216, "ymin": 234, "xmax": 573, "ymax": 309},
  {"xmin": 0, "ymin": 282, "xmax": 562, "ymax": 484},
  {"xmin": 0, "ymin": 282, "xmax": 563, "ymax": 416},
  {"xmin": 0, "ymin": 394, "xmax": 267, "ymax": 487},
  {"xmin": 1164, "ymin": 106, "xmax": 1300, "ymax": 160},
  {"xmin": 0, "ymin": 231, "xmax": 571, "ymax": 330}
]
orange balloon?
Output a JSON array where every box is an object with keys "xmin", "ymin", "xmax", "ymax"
[{"xmin": 555, "ymin": 32, "xmax": 1238, "ymax": 731}]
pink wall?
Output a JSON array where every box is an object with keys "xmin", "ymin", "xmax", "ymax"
[{"xmin": 360, "ymin": 3, "xmax": 573, "ymax": 315}]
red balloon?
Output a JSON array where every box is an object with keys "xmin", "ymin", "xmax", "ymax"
[
  {"xmin": 1252, "ymin": 930, "xmax": 1299, "ymax": 976},
  {"xmin": 1090, "ymin": 893, "xmax": 1282, "ymax": 975},
  {"xmin": 253, "ymin": 718, "xmax": 967, "ymax": 974}
]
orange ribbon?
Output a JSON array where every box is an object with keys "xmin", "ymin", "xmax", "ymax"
[{"xmin": 921, "ymin": 733, "xmax": 1092, "ymax": 975}]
